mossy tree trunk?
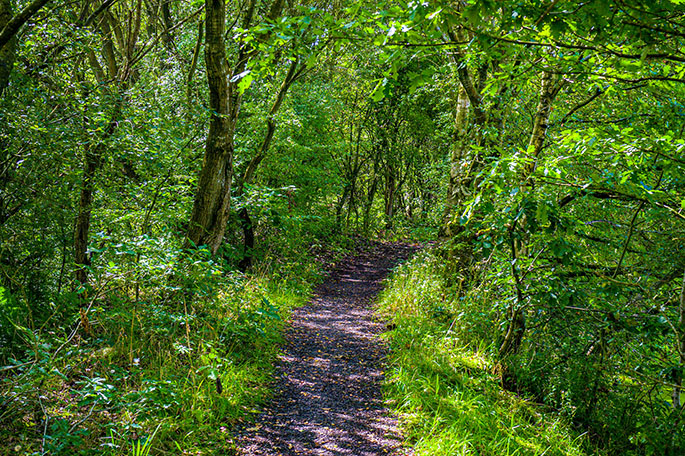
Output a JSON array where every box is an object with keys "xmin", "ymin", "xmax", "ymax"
[
  {"xmin": 187, "ymin": 0, "xmax": 285, "ymax": 256},
  {"xmin": 185, "ymin": 0, "xmax": 234, "ymax": 255}
]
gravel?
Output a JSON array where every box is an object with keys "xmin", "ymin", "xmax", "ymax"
[{"xmin": 235, "ymin": 241, "xmax": 418, "ymax": 456}]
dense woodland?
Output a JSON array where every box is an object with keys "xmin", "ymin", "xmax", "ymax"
[{"xmin": 1, "ymin": 0, "xmax": 685, "ymax": 454}]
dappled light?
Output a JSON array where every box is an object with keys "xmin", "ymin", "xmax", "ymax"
[
  {"xmin": 1, "ymin": 0, "xmax": 684, "ymax": 454},
  {"xmin": 236, "ymin": 242, "xmax": 417, "ymax": 455}
]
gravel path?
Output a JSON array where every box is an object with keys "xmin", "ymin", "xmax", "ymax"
[{"xmin": 235, "ymin": 241, "xmax": 417, "ymax": 456}]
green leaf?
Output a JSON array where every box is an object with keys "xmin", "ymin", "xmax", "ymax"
[
  {"xmin": 370, "ymin": 78, "xmax": 388, "ymax": 102},
  {"xmin": 237, "ymin": 73, "xmax": 254, "ymax": 94},
  {"xmin": 536, "ymin": 203, "xmax": 550, "ymax": 227}
]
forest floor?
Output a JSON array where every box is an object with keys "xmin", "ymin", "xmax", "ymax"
[{"xmin": 234, "ymin": 240, "xmax": 419, "ymax": 456}]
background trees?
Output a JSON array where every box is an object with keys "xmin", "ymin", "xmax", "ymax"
[{"xmin": 374, "ymin": 0, "xmax": 685, "ymax": 453}]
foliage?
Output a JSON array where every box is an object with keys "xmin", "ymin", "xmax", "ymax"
[
  {"xmin": 2, "ymin": 0, "xmax": 685, "ymax": 454},
  {"xmin": 377, "ymin": 251, "xmax": 596, "ymax": 455},
  {"xmin": 0, "ymin": 236, "xmax": 316, "ymax": 455}
]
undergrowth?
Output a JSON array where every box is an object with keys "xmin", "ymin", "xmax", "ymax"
[
  {"xmin": 0, "ymin": 231, "xmax": 350, "ymax": 455},
  {"xmin": 376, "ymin": 250, "xmax": 597, "ymax": 456}
]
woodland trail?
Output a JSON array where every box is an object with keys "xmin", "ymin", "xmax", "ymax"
[{"xmin": 235, "ymin": 240, "xmax": 418, "ymax": 456}]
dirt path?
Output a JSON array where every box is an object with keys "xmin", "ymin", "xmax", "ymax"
[{"xmin": 235, "ymin": 241, "xmax": 417, "ymax": 456}]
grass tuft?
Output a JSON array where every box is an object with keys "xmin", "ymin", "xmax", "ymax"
[{"xmin": 376, "ymin": 250, "xmax": 598, "ymax": 456}]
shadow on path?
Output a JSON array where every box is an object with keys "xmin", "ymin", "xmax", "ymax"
[{"xmin": 235, "ymin": 241, "xmax": 418, "ymax": 456}]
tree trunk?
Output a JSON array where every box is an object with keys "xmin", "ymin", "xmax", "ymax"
[
  {"xmin": 73, "ymin": 0, "xmax": 140, "ymax": 287},
  {"xmin": 186, "ymin": 0, "xmax": 286, "ymax": 255},
  {"xmin": 439, "ymin": 32, "xmax": 489, "ymax": 249},
  {"xmin": 73, "ymin": 107, "xmax": 120, "ymax": 289},
  {"xmin": 384, "ymin": 173, "xmax": 395, "ymax": 229},
  {"xmin": 161, "ymin": 0, "xmax": 174, "ymax": 47},
  {"xmin": 499, "ymin": 71, "xmax": 559, "ymax": 358},
  {"xmin": 237, "ymin": 207, "xmax": 254, "ymax": 272},
  {"xmin": 499, "ymin": 230, "xmax": 527, "ymax": 358},
  {"xmin": 499, "ymin": 308, "xmax": 525, "ymax": 358},
  {"xmin": 186, "ymin": 20, "xmax": 203, "ymax": 106},
  {"xmin": 363, "ymin": 177, "xmax": 377, "ymax": 234},
  {"xmin": 522, "ymin": 71, "xmax": 557, "ymax": 182},
  {"xmin": 186, "ymin": 0, "xmax": 233, "ymax": 255},
  {"xmin": 441, "ymin": 83, "xmax": 469, "ymax": 237},
  {"xmin": 0, "ymin": 0, "xmax": 16, "ymax": 95},
  {"xmin": 234, "ymin": 58, "xmax": 301, "ymax": 268},
  {"xmin": 335, "ymin": 184, "xmax": 349, "ymax": 229},
  {"xmin": 74, "ymin": 144, "xmax": 101, "ymax": 288},
  {"xmin": 674, "ymin": 271, "xmax": 685, "ymax": 408}
]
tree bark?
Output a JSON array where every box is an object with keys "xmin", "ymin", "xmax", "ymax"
[
  {"xmin": 384, "ymin": 168, "xmax": 396, "ymax": 229},
  {"xmin": 74, "ymin": 144, "xmax": 101, "ymax": 287},
  {"xmin": 674, "ymin": 271, "xmax": 685, "ymax": 408},
  {"xmin": 363, "ymin": 175, "xmax": 378, "ymax": 234},
  {"xmin": 236, "ymin": 207, "xmax": 254, "ymax": 271},
  {"xmin": 335, "ymin": 184, "xmax": 349, "ymax": 229},
  {"xmin": 439, "ymin": 27, "xmax": 490, "ymax": 246},
  {"xmin": 499, "ymin": 71, "xmax": 560, "ymax": 358},
  {"xmin": 73, "ymin": 95, "xmax": 120, "ymax": 289},
  {"xmin": 161, "ymin": 0, "xmax": 174, "ymax": 47},
  {"xmin": 522, "ymin": 71, "xmax": 558, "ymax": 182},
  {"xmin": 499, "ymin": 224, "xmax": 527, "ymax": 358},
  {"xmin": 441, "ymin": 83, "xmax": 469, "ymax": 236},
  {"xmin": 186, "ymin": 0, "xmax": 233, "ymax": 255},
  {"xmin": 0, "ymin": 0, "xmax": 51, "ymax": 51},
  {"xmin": 236, "ymin": 58, "xmax": 302, "ymax": 269},
  {"xmin": 238, "ymin": 58, "xmax": 301, "ymax": 192},
  {"xmin": 186, "ymin": 0, "xmax": 287, "ymax": 256},
  {"xmin": 186, "ymin": 20, "xmax": 203, "ymax": 105},
  {"xmin": 0, "ymin": 0, "xmax": 16, "ymax": 95},
  {"xmin": 73, "ymin": 0, "xmax": 140, "ymax": 288}
]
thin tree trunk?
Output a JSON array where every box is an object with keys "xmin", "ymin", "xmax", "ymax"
[
  {"xmin": 238, "ymin": 57, "xmax": 301, "ymax": 193},
  {"xmin": 523, "ymin": 71, "xmax": 558, "ymax": 182},
  {"xmin": 73, "ymin": 144, "xmax": 101, "ymax": 288},
  {"xmin": 235, "ymin": 58, "xmax": 302, "ymax": 269},
  {"xmin": 161, "ymin": 0, "xmax": 174, "ymax": 47},
  {"xmin": 73, "ymin": 107, "xmax": 120, "ymax": 289},
  {"xmin": 363, "ymin": 177, "xmax": 377, "ymax": 234},
  {"xmin": 439, "ymin": 31, "xmax": 489, "ymax": 249},
  {"xmin": 187, "ymin": 0, "xmax": 286, "ymax": 255},
  {"xmin": 237, "ymin": 207, "xmax": 254, "ymax": 271},
  {"xmin": 674, "ymin": 271, "xmax": 685, "ymax": 408},
  {"xmin": 384, "ymin": 169, "xmax": 395, "ymax": 229},
  {"xmin": 499, "ymin": 223, "xmax": 527, "ymax": 358},
  {"xmin": 73, "ymin": 0, "xmax": 136, "ymax": 288},
  {"xmin": 500, "ymin": 71, "xmax": 560, "ymax": 359},
  {"xmin": 186, "ymin": 20, "xmax": 203, "ymax": 105},
  {"xmin": 335, "ymin": 184, "xmax": 349, "ymax": 229}
]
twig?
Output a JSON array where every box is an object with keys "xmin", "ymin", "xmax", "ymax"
[
  {"xmin": 68, "ymin": 402, "xmax": 97, "ymax": 433},
  {"xmin": 613, "ymin": 201, "xmax": 645, "ymax": 278},
  {"xmin": 39, "ymin": 395, "xmax": 48, "ymax": 455}
]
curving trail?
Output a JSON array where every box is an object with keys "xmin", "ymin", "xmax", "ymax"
[{"xmin": 235, "ymin": 241, "xmax": 417, "ymax": 456}]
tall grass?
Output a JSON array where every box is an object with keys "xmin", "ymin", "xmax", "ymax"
[{"xmin": 376, "ymin": 250, "xmax": 597, "ymax": 456}]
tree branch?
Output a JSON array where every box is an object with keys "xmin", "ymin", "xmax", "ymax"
[{"xmin": 0, "ymin": 0, "xmax": 51, "ymax": 50}]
